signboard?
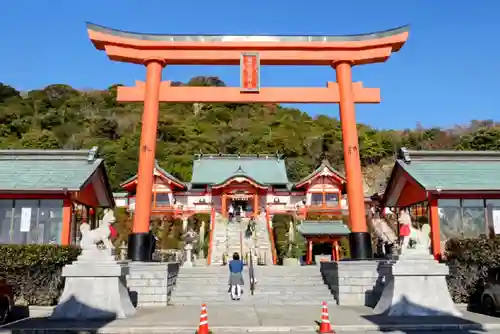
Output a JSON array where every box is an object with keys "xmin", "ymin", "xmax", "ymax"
[
  {"xmin": 20, "ymin": 207, "xmax": 32, "ymax": 232},
  {"xmin": 240, "ymin": 52, "xmax": 260, "ymax": 92},
  {"xmin": 493, "ymin": 208, "xmax": 500, "ymax": 234},
  {"xmin": 232, "ymin": 196, "xmax": 250, "ymax": 201}
]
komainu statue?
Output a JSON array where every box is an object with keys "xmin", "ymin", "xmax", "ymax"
[{"xmin": 79, "ymin": 208, "xmax": 117, "ymax": 260}]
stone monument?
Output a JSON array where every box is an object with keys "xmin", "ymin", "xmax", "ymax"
[
  {"xmin": 373, "ymin": 222, "xmax": 461, "ymax": 316},
  {"xmin": 182, "ymin": 228, "xmax": 197, "ymax": 268},
  {"xmin": 51, "ymin": 209, "xmax": 136, "ymax": 320},
  {"xmin": 194, "ymin": 221, "xmax": 207, "ymax": 266},
  {"xmin": 199, "ymin": 221, "xmax": 206, "ymax": 259}
]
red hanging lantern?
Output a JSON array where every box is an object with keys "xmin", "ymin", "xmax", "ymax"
[{"xmin": 89, "ymin": 208, "xmax": 94, "ymax": 216}]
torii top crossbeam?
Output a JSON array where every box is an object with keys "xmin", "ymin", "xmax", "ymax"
[{"xmin": 86, "ymin": 23, "xmax": 409, "ymax": 66}]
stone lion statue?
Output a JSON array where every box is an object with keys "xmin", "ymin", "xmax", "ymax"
[{"xmin": 80, "ymin": 209, "xmax": 116, "ymax": 257}]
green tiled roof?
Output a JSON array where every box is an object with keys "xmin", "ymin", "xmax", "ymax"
[
  {"xmin": 0, "ymin": 147, "xmax": 107, "ymax": 192},
  {"xmin": 113, "ymin": 192, "xmax": 128, "ymax": 198},
  {"xmin": 397, "ymin": 148, "xmax": 500, "ymax": 191},
  {"xmin": 120, "ymin": 160, "xmax": 186, "ymax": 188},
  {"xmin": 191, "ymin": 154, "xmax": 289, "ymax": 185},
  {"xmin": 298, "ymin": 220, "xmax": 351, "ymax": 236}
]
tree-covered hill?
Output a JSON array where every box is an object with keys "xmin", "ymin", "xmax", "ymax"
[{"xmin": 1, "ymin": 78, "xmax": 499, "ymax": 192}]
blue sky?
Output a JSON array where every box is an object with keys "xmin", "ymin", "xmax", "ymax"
[{"xmin": 1, "ymin": 1, "xmax": 499, "ymax": 129}]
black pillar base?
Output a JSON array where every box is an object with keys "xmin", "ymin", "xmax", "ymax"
[
  {"xmin": 349, "ymin": 232, "xmax": 373, "ymax": 260},
  {"xmin": 128, "ymin": 232, "xmax": 152, "ymax": 262}
]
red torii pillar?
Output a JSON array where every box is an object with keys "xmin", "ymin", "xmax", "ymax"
[{"xmin": 86, "ymin": 23, "xmax": 409, "ymax": 261}]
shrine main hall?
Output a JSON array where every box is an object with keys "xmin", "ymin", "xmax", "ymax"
[{"xmin": 115, "ymin": 154, "xmax": 354, "ymax": 219}]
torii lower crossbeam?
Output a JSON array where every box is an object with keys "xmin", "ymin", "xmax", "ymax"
[{"xmin": 118, "ymin": 81, "xmax": 380, "ymax": 104}]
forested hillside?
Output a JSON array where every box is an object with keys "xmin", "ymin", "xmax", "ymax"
[{"xmin": 1, "ymin": 77, "xmax": 498, "ymax": 193}]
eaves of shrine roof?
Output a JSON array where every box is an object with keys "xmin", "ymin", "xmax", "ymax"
[
  {"xmin": 0, "ymin": 147, "xmax": 114, "ymax": 206},
  {"xmin": 120, "ymin": 160, "xmax": 186, "ymax": 189},
  {"xmin": 211, "ymin": 173, "xmax": 268, "ymax": 189},
  {"xmin": 294, "ymin": 159, "xmax": 346, "ymax": 189},
  {"xmin": 190, "ymin": 154, "xmax": 289, "ymax": 186}
]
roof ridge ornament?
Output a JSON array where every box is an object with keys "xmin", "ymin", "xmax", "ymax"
[
  {"xmin": 235, "ymin": 165, "xmax": 245, "ymax": 174},
  {"xmin": 87, "ymin": 146, "xmax": 99, "ymax": 163},
  {"xmin": 398, "ymin": 147, "xmax": 411, "ymax": 164}
]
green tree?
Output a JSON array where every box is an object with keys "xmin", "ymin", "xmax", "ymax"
[
  {"xmin": 0, "ymin": 76, "xmax": 494, "ymax": 192},
  {"xmin": 457, "ymin": 127, "xmax": 500, "ymax": 151}
]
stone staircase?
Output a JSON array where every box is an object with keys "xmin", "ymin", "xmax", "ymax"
[
  {"xmin": 169, "ymin": 266, "xmax": 333, "ymax": 306},
  {"xmin": 243, "ymin": 214, "xmax": 274, "ymax": 265},
  {"xmin": 209, "ymin": 213, "xmax": 274, "ymax": 266},
  {"xmin": 226, "ymin": 218, "xmax": 244, "ymax": 259},
  {"xmin": 209, "ymin": 213, "xmax": 227, "ymax": 265}
]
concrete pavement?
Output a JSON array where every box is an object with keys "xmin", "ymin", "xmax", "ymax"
[{"xmin": 2, "ymin": 304, "xmax": 500, "ymax": 333}]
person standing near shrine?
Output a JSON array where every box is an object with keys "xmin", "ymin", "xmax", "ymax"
[
  {"xmin": 228, "ymin": 204, "xmax": 234, "ymax": 223},
  {"xmin": 398, "ymin": 208, "xmax": 412, "ymax": 253},
  {"xmin": 228, "ymin": 252, "xmax": 244, "ymax": 300},
  {"xmin": 149, "ymin": 226, "xmax": 158, "ymax": 260}
]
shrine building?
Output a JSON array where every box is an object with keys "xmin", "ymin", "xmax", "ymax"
[
  {"xmin": 381, "ymin": 148, "xmax": 500, "ymax": 259},
  {"xmin": 118, "ymin": 154, "xmax": 350, "ymax": 221},
  {"xmin": 0, "ymin": 147, "xmax": 114, "ymax": 246}
]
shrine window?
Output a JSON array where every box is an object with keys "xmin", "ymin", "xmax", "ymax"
[
  {"xmin": 438, "ymin": 199, "xmax": 487, "ymax": 241},
  {"xmin": 311, "ymin": 193, "xmax": 323, "ymax": 206},
  {"xmin": 325, "ymin": 193, "xmax": 339, "ymax": 207},
  {"xmin": 309, "ymin": 192, "xmax": 341, "ymax": 207},
  {"xmin": 0, "ymin": 199, "xmax": 63, "ymax": 245},
  {"xmin": 155, "ymin": 193, "xmax": 171, "ymax": 207}
]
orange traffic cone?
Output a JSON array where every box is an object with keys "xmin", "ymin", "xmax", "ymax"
[
  {"xmin": 318, "ymin": 301, "xmax": 334, "ymax": 333},
  {"xmin": 197, "ymin": 303, "xmax": 209, "ymax": 334}
]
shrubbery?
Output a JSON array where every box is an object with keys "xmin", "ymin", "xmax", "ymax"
[
  {"xmin": 445, "ymin": 235, "xmax": 500, "ymax": 305},
  {"xmin": 0, "ymin": 244, "xmax": 80, "ymax": 306}
]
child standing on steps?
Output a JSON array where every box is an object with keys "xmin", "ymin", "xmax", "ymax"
[{"xmin": 228, "ymin": 252, "xmax": 244, "ymax": 300}]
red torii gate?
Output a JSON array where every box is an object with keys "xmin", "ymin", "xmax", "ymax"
[{"xmin": 86, "ymin": 23, "xmax": 409, "ymax": 262}]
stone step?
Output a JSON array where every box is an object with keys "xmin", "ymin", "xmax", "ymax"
[
  {"xmin": 169, "ymin": 297, "xmax": 334, "ymax": 305},
  {"xmin": 176, "ymin": 275, "xmax": 324, "ymax": 280},
  {"xmin": 177, "ymin": 274, "xmax": 324, "ymax": 285},
  {"xmin": 175, "ymin": 280, "xmax": 326, "ymax": 285},
  {"xmin": 173, "ymin": 290, "xmax": 330, "ymax": 297},
  {"xmin": 171, "ymin": 293, "xmax": 333, "ymax": 300},
  {"xmin": 174, "ymin": 283, "xmax": 329, "ymax": 289},
  {"xmin": 170, "ymin": 301, "xmax": 330, "ymax": 306},
  {"xmin": 177, "ymin": 273, "xmax": 324, "ymax": 278}
]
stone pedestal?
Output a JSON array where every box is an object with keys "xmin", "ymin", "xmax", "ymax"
[
  {"xmin": 183, "ymin": 244, "xmax": 193, "ymax": 267},
  {"xmin": 127, "ymin": 262, "xmax": 179, "ymax": 307},
  {"xmin": 51, "ymin": 252, "xmax": 136, "ymax": 320},
  {"xmin": 374, "ymin": 247, "xmax": 462, "ymax": 317},
  {"xmin": 321, "ymin": 260, "xmax": 384, "ymax": 306},
  {"xmin": 282, "ymin": 258, "xmax": 300, "ymax": 267}
]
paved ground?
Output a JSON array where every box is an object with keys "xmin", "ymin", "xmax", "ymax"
[{"xmin": 1, "ymin": 304, "xmax": 500, "ymax": 333}]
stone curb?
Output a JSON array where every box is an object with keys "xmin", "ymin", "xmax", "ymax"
[{"xmin": 5, "ymin": 323, "xmax": 500, "ymax": 333}]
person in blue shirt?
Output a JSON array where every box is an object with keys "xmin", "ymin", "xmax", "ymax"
[{"xmin": 228, "ymin": 252, "xmax": 244, "ymax": 300}]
